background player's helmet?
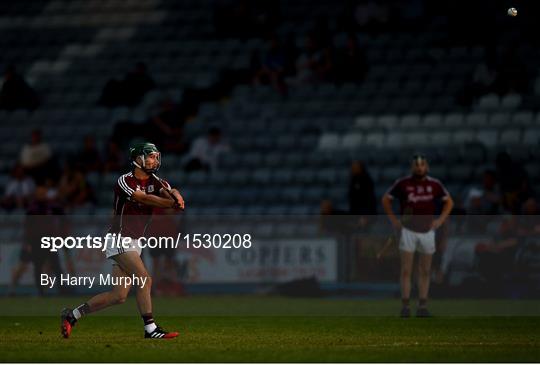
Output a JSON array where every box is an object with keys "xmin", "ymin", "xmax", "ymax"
[
  {"xmin": 129, "ymin": 142, "xmax": 161, "ymax": 173},
  {"xmin": 412, "ymin": 153, "xmax": 428, "ymax": 163},
  {"xmin": 411, "ymin": 153, "xmax": 429, "ymax": 178}
]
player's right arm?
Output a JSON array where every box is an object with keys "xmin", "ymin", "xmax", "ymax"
[
  {"xmin": 117, "ymin": 174, "xmax": 177, "ymax": 209},
  {"xmin": 382, "ymin": 194, "xmax": 401, "ymax": 230},
  {"xmin": 382, "ymin": 179, "xmax": 403, "ymax": 230},
  {"xmin": 132, "ymin": 190, "xmax": 177, "ymax": 208}
]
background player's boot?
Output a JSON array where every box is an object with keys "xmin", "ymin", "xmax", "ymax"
[
  {"xmin": 416, "ymin": 307, "xmax": 432, "ymax": 318},
  {"xmin": 61, "ymin": 308, "xmax": 77, "ymax": 338},
  {"xmin": 400, "ymin": 306, "xmax": 411, "ymax": 318},
  {"xmin": 145, "ymin": 326, "xmax": 179, "ymax": 339}
]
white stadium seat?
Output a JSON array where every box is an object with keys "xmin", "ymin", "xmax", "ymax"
[
  {"xmin": 341, "ymin": 133, "xmax": 364, "ymax": 149},
  {"xmin": 444, "ymin": 113, "xmax": 464, "ymax": 128},
  {"xmin": 355, "ymin": 115, "xmax": 376, "ymax": 129},
  {"xmin": 475, "ymin": 130, "xmax": 499, "ymax": 147},
  {"xmin": 476, "ymin": 93, "xmax": 500, "ymax": 111},
  {"xmin": 400, "ymin": 114, "xmax": 422, "ymax": 128},
  {"xmin": 423, "ymin": 113, "xmax": 443, "ymax": 128},
  {"xmin": 318, "ymin": 133, "xmax": 340, "ymax": 150},
  {"xmin": 365, "ymin": 132, "xmax": 385, "ymax": 147}
]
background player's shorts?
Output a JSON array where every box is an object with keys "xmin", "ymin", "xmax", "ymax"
[
  {"xmin": 105, "ymin": 237, "xmax": 142, "ymax": 259},
  {"xmin": 399, "ymin": 227, "xmax": 436, "ymax": 254}
]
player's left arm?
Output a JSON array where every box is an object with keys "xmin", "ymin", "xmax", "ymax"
[
  {"xmin": 158, "ymin": 183, "xmax": 185, "ymax": 210},
  {"xmin": 432, "ymin": 189, "xmax": 454, "ymax": 230}
]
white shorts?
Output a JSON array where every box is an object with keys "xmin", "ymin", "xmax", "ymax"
[
  {"xmin": 105, "ymin": 237, "xmax": 142, "ymax": 259},
  {"xmin": 399, "ymin": 227, "xmax": 436, "ymax": 255}
]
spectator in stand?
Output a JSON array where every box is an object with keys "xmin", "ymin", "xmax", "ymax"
[
  {"xmin": 183, "ymin": 127, "xmax": 231, "ymax": 172},
  {"xmin": 147, "ymin": 99, "xmax": 187, "ymax": 154},
  {"xmin": 495, "ymin": 152, "xmax": 532, "ymax": 214},
  {"xmin": 518, "ymin": 198, "xmax": 540, "ymax": 235},
  {"xmin": 58, "ymin": 162, "xmax": 94, "ymax": 210},
  {"xmin": 473, "ymin": 198, "xmax": 539, "ymax": 286},
  {"xmin": 474, "ymin": 215, "xmax": 518, "ymax": 284},
  {"xmin": 0, "ymin": 65, "xmax": 39, "ymax": 111},
  {"xmin": 103, "ymin": 140, "xmax": 125, "ymax": 173},
  {"xmin": 123, "ymin": 62, "xmax": 156, "ymax": 106},
  {"xmin": 77, "ymin": 135, "xmax": 103, "ymax": 173},
  {"xmin": 353, "ymin": 0, "xmax": 390, "ymax": 33},
  {"xmin": 19, "ymin": 129, "xmax": 53, "ymax": 181},
  {"xmin": 459, "ymin": 48, "xmax": 499, "ymax": 106},
  {"xmin": 465, "ymin": 169, "xmax": 500, "ymax": 214},
  {"xmin": 290, "ymin": 34, "xmax": 334, "ymax": 84},
  {"xmin": 8, "ymin": 184, "xmax": 65, "ymax": 296},
  {"xmin": 1, "ymin": 164, "xmax": 35, "ymax": 211},
  {"xmin": 336, "ymin": 34, "xmax": 368, "ymax": 84},
  {"xmin": 348, "ymin": 160, "xmax": 377, "ymax": 216},
  {"xmin": 252, "ymin": 35, "xmax": 288, "ymax": 94},
  {"xmin": 99, "ymin": 62, "xmax": 155, "ymax": 107}
]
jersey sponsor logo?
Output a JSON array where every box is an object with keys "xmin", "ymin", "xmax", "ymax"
[
  {"xmin": 148, "ymin": 185, "xmax": 154, "ymax": 193},
  {"xmin": 407, "ymin": 192, "xmax": 434, "ymax": 203}
]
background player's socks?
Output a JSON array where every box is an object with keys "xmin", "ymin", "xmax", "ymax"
[
  {"xmin": 72, "ymin": 303, "xmax": 91, "ymax": 320},
  {"xmin": 400, "ymin": 298, "xmax": 410, "ymax": 317},
  {"xmin": 142, "ymin": 313, "xmax": 157, "ymax": 333},
  {"xmin": 416, "ymin": 299, "xmax": 431, "ymax": 317}
]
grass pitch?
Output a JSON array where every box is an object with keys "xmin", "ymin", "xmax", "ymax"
[{"xmin": 0, "ymin": 296, "xmax": 539, "ymax": 362}]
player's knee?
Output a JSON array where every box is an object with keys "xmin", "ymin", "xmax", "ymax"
[
  {"xmin": 113, "ymin": 291, "xmax": 128, "ymax": 304},
  {"xmin": 401, "ymin": 268, "xmax": 411, "ymax": 278}
]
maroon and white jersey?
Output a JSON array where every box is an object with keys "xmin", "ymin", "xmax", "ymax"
[
  {"xmin": 386, "ymin": 175, "xmax": 450, "ymax": 233},
  {"xmin": 108, "ymin": 171, "xmax": 170, "ymax": 239}
]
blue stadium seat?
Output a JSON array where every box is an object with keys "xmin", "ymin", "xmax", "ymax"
[
  {"xmin": 512, "ymin": 111, "xmax": 534, "ymax": 126},
  {"xmin": 523, "ymin": 129, "xmax": 540, "ymax": 145},
  {"xmin": 489, "ymin": 113, "xmax": 510, "ymax": 127},
  {"xmin": 499, "ymin": 129, "xmax": 522, "ymax": 145}
]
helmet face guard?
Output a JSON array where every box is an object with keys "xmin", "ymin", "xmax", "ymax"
[
  {"xmin": 130, "ymin": 143, "xmax": 161, "ymax": 174},
  {"xmin": 411, "ymin": 153, "xmax": 428, "ymax": 177}
]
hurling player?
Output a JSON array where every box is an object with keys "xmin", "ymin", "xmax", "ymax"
[
  {"xmin": 382, "ymin": 154, "xmax": 453, "ymax": 317},
  {"xmin": 61, "ymin": 142, "xmax": 185, "ymax": 339}
]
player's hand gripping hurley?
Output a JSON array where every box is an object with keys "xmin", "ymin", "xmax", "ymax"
[{"xmin": 152, "ymin": 172, "xmax": 185, "ymax": 210}]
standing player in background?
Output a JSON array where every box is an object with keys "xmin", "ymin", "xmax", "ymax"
[
  {"xmin": 60, "ymin": 142, "xmax": 185, "ymax": 339},
  {"xmin": 382, "ymin": 154, "xmax": 453, "ymax": 317}
]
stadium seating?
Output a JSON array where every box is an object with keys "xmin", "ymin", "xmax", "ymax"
[{"xmin": 0, "ymin": 0, "xmax": 539, "ymax": 216}]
